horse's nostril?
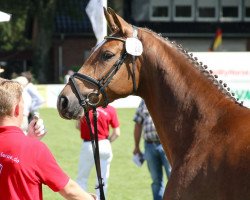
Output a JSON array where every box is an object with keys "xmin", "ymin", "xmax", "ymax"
[{"xmin": 59, "ymin": 96, "xmax": 69, "ymax": 110}]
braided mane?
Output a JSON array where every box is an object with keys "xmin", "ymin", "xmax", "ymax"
[{"xmin": 143, "ymin": 28, "xmax": 243, "ymax": 106}]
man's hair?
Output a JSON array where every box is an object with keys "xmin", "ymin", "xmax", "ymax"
[{"xmin": 0, "ymin": 79, "xmax": 23, "ymax": 117}]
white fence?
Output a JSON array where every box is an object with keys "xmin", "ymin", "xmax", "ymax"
[
  {"xmin": 36, "ymin": 84, "xmax": 141, "ymax": 109},
  {"xmin": 36, "ymin": 52, "xmax": 250, "ymax": 109}
]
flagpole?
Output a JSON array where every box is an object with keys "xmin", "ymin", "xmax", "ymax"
[
  {"xmin": 86, "ymin": 0, "xmax": 108, "ymax": 44},
  {"xmin": 103, "ymin": 0, "xmax": 107, "ymax": 36}
]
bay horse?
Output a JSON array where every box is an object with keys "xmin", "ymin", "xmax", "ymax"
[{"xmin": 57, "ymin": 8, "xmax": 250, "ymax": 200}]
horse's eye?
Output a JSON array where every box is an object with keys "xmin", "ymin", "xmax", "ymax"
[{"xmin": 102, "ymin": 52, "xmax": 114, "ymax": 61}]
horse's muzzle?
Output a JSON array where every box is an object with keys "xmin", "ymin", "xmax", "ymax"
[{"xmin": 57, "ymin": 94, "xmax": 84, "ymax": 120}]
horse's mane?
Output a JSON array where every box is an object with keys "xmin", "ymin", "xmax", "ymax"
[{"xmin": 142, "ymin": 27, "xmax": 243, "ymax": 107}]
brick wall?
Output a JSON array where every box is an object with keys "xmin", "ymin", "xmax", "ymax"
[{"xmin": 52, "ymin": 36, "xmax": 96, "ymax": 81}]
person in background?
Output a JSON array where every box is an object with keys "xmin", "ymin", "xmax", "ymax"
[
  {"xmin": 0, "ymin": 78, "xmax": 96, "ymax": 200},
  {"xmin": 12, "ymin": 76, "xmax": 32, "ymax": 134},
  {"xmin": 133, "ymin": 99, "xmax": 171, "ymax": 200},
  {"xmin": 21, "ymin": 71, "xmax": 44, "ymax": 122},
  {"xmin": 76, "ymin": 105, "xmax": 120, "ymax": 199}
]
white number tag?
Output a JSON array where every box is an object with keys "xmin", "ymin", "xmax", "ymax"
[{"xmin": 125, "ymin": 38, "xmax": 143, "ymax": 56}]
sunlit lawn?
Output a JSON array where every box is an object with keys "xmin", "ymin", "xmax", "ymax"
[{"xmin": 40, "ymin": 108, "xmax": 168, "ymax": 200}]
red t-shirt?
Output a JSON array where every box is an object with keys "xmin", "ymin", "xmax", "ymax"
[
  {"xmin": 0, "ymin": 126, "xmax": 69, "ymax": 200},
  {"xmin": 80, "ymin": 105, "xmax": 119, "ymax": 141}
]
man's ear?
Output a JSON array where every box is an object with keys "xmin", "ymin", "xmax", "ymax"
[{"xmin": 14, "ymin": 104, "xmax": 19, "ymax": 117}]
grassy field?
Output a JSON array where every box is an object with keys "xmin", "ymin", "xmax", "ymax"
[{"xmin": 39, "ymin": 108, "xmax": 168, "ymax": 200}]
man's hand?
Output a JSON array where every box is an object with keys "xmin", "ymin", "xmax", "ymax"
[
  {"xmin": 133, "ymin": 146, "xmax": 142, "ymax": 155},
  {"xmin": 27, "ymin": 117, "xmax": 47, "ymax": 140}
]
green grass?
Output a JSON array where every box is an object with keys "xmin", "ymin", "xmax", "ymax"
[{"xmin": 40, "ymin": 108, "xmax": 167, "ymax": 200}]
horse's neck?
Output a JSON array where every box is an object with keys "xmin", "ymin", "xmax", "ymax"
[{"xmin": 138, "ymin": 31, "xmax": 238, "ymax": 165}]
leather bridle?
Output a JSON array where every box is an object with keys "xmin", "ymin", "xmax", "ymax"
[
  {"xmin": 69, "ymin": 47, "xmax": 128, "ymax": 109},
  {"xmin": 68, "ymin": 27, "xmax": 139, "ymax": 200},
  {"xmin": 69, "ymin": 26, "xmax": 140, "ymax": 109}
]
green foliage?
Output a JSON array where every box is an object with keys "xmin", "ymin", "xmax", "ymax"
[
  {"xmin": 0, "ymin": 0, "xmax": 92, "ymax": 82},
  {"xmin": 0, "ymin": 0, "xmax": 34, "ymax": 51},
  {"xmin": 39, "ymin": 108, "xmax": 169, "ymax": 200},
  {"xmin": 0, "ymin": 0, "xmax": 58, "ymax": 82},
  {"xmin": 0, "ymin": 15, "xmax": 31, "ymax": 51}
]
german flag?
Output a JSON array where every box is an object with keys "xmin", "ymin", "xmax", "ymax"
[{"xmin": 209, "ymin": 28, "xmax": 222, "ymax": 51}]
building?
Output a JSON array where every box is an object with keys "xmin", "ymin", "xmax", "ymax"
[
  {"xmin": 57, "ymin": 0, "xmax": 250, "ymax": 80},
  {"xmin": 126, "ymin": 0, "xmax": 250, "ymax": 51},
  {"xmin": 1, "ymin": 0, "xmax": 249, "ymax": 82}
]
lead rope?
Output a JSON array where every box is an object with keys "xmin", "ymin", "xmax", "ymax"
[
  {"xmin": 84, "ymin": 108, "xmax": 105, "ymax": 200},
  {"xmin": 132, "ymin": 25, "xmax": 138, "ymax": 94}
]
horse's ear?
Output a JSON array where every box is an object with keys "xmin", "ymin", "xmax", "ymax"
[
  {"xmin": 104, "ymin": 7, "xmax": 132, "ymax": 37},
  {"xmin": 104, "ymin": 7, "xmax": 119, "ymax": 33}
]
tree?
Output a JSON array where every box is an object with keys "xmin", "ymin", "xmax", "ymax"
[
  {"xmin": 0, "ymin": 14, "xmax": 30, "ymax": 51},
  {"xmin": 31, "ymin": 0, "xmax": 58, "ymax": 83},
  {"xmin": 0, "ymin": 0, "xmax": 57, "ymax": 83}
]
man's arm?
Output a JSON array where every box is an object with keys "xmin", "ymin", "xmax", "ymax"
[
  {"xmin": 59, "ymin": 179, "xmax": 96, "ymax": 200},
  {"xmin": 133, "ymin": 123, "xmax": 143, "ymax": 155},
  {"xmin": 108, "ymin": 127, "xmax": 120, "ymax": 142}
]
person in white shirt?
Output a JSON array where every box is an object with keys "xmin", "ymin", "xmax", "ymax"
[
  {"xmin": 21, "ymin": 71, "xmax": 45, "ymax": 121},
  {"xmin": 13, "ymin": 76, "xmax": 32, "ymax": 134}
]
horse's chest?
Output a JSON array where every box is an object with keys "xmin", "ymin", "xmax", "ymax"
[{"xmin": 166, "ymin": 159, "xmax": 250, "ymax": 200}]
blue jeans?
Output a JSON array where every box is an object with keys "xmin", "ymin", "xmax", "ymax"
[{"xmin": 144, "ymin": 142, "xmax": 171, "ymax": 200}]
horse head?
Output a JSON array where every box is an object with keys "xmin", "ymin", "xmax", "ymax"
[{"xmin": 57, "ymin": 8, "xmax": 141, "ymax": 119}]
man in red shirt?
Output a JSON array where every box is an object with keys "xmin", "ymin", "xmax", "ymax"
[
  {"xmin": 0, "ymin": 79, "xmax": 96, "ymax": 200},
  {"xmin": 76, "ymin": 105, "xmax": 120, "ymax": 199}
]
